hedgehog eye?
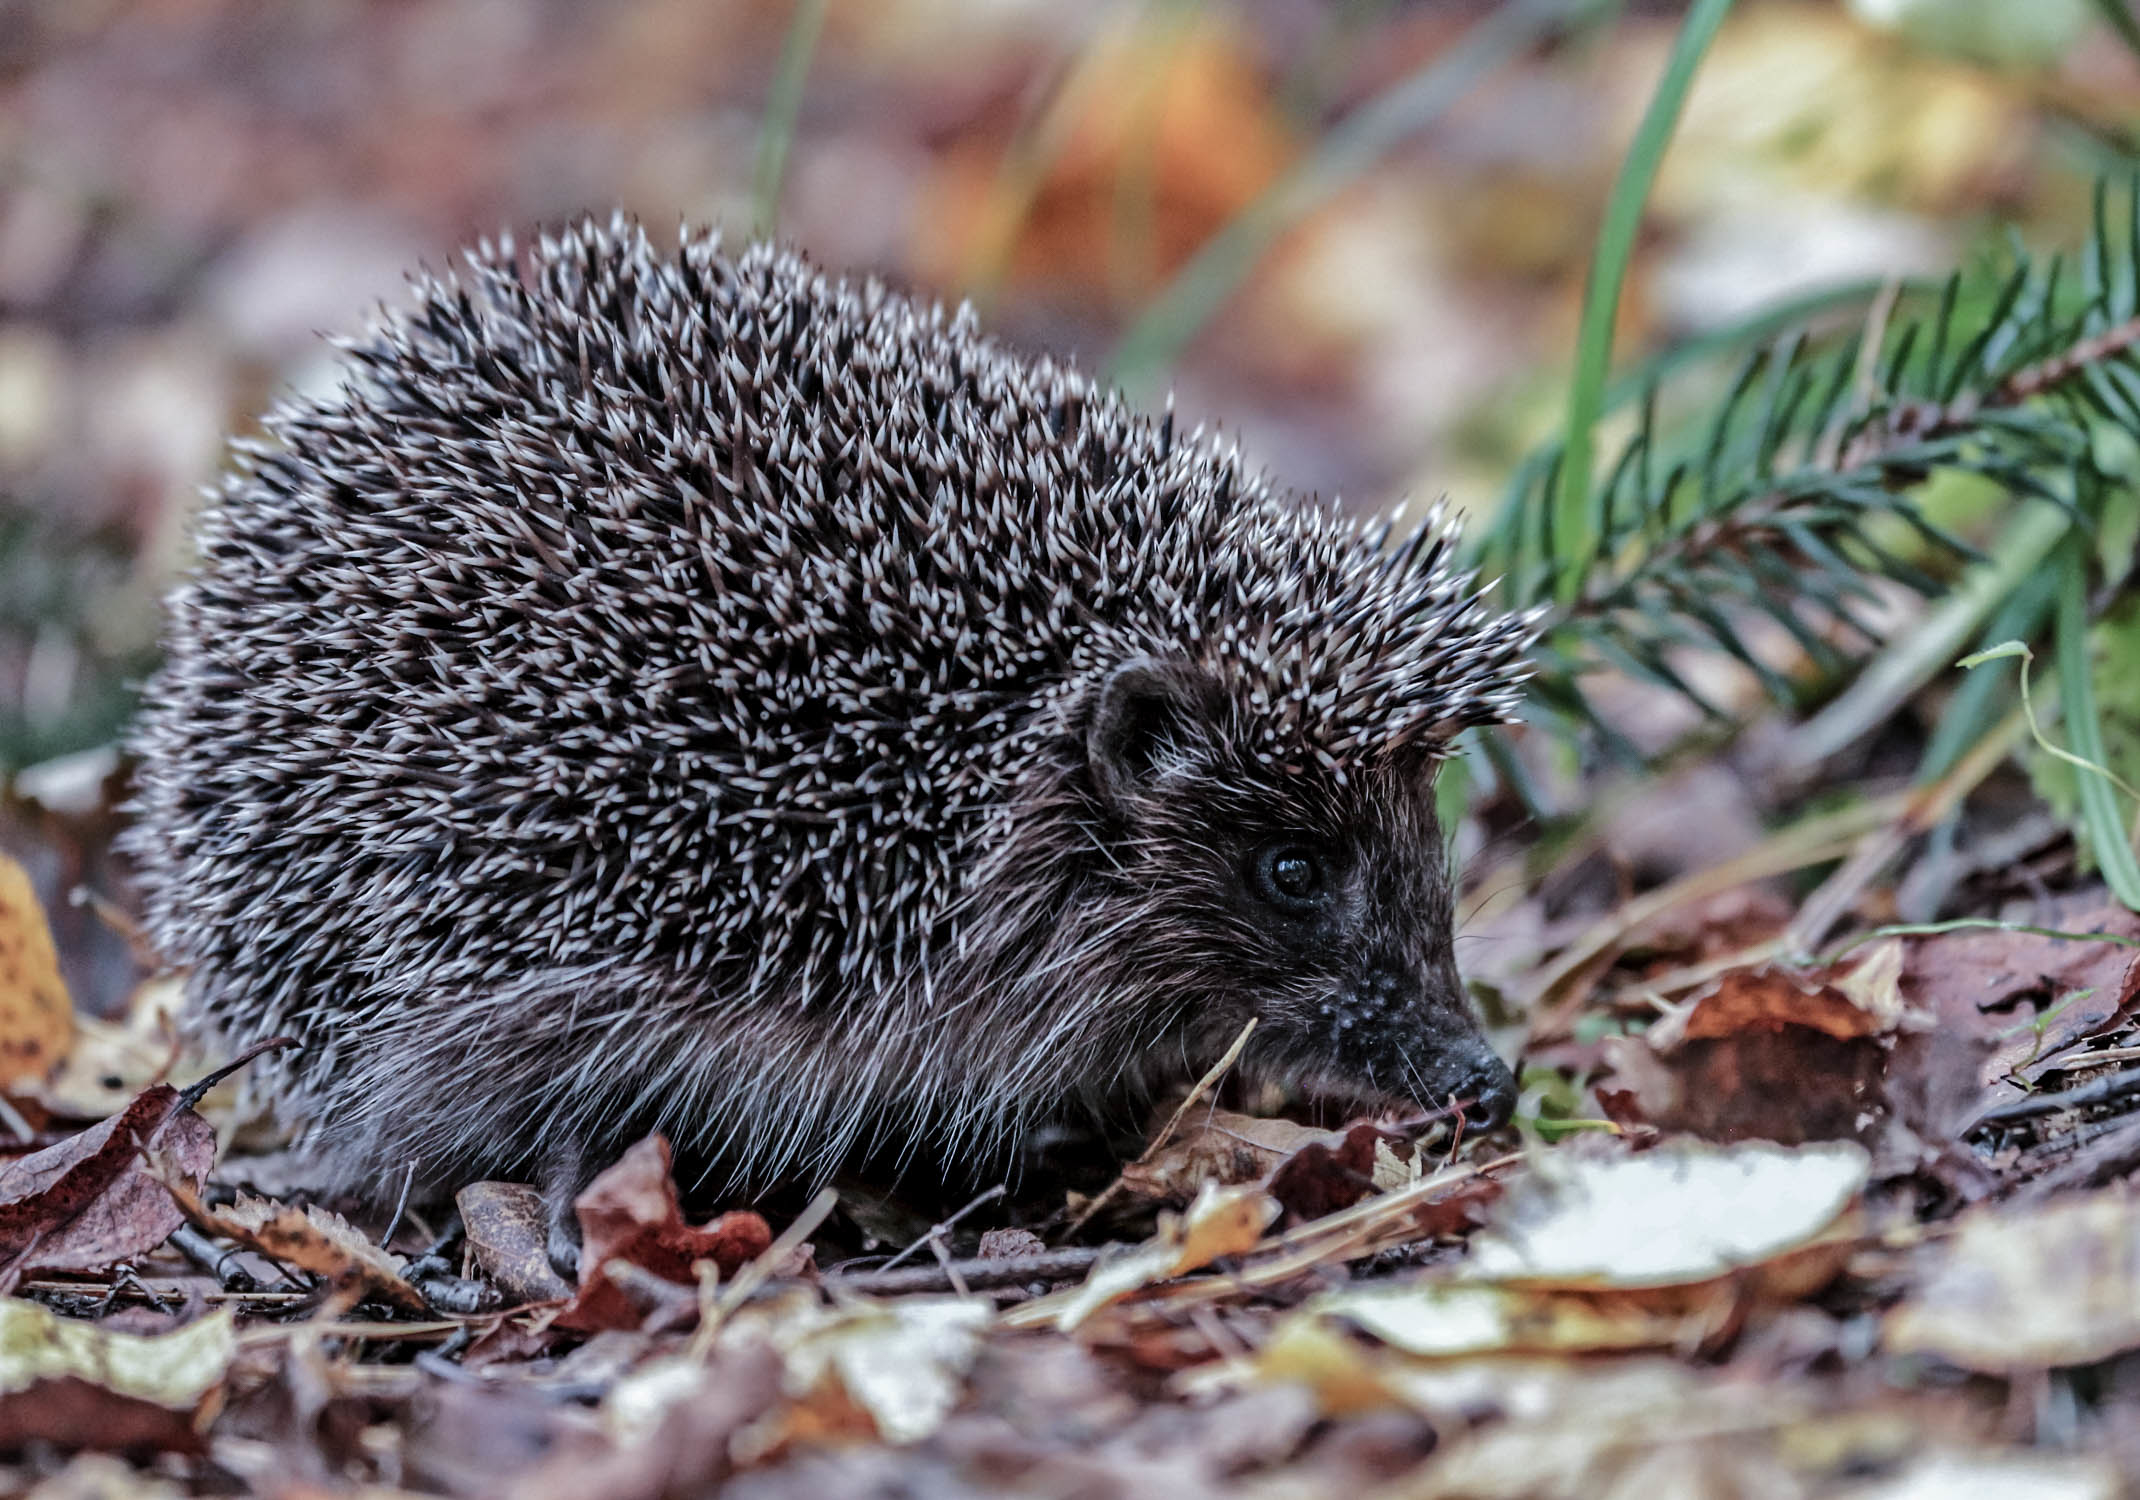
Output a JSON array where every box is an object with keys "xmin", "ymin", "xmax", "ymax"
[{"xmin": 1251, "ymin": 843, "xmax": 1329, "ymax": 914}]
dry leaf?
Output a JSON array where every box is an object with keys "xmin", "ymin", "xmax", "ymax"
[
  {"xmin": 1901, "ymin": 907, "xmax": 2140, "ymax": 1087},
  {"xmin": 1886, "ymin": 1190, "xmax": 2140, "ymax": 1372},
  {"xmin": 0, "ymin": 853, "xmax": 74, "ymax": 1092},
  {"xmin": 556, "ymin": 1135, "xmax": 772, "ymax": 1334},
  {"xmin": 0, "ymin": 1300, "xmax": 232, "ymax": 1456},
  {"xmin": 1050, "ymin": 1181, "xmax": 1278, "ymax": 1332},
  {"xmin": 460, "ymin": 1180, "xmax": 574, "ymax": 1305},
  {"xmin": 1601, "ymin": 944, "xmax": 1912, "ymax": 1146},
  {"xmin": 166, "ymin": 1184, "xmax": 425, "ymax": 1315},
  {"xmin": 1120, "ymin": 1108, "xmax": 1333, "ymax": 1203},
  {"xmin": 0, "ymin": 1083, "xmax": 215, "ymax": 1278},
  {"xmin": 1466, "ymin": 1139, "xmax": 1868, "ymax": 1289}
]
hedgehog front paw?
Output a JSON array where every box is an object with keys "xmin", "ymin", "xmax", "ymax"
[
  {"xmin": 540, "ymin": 1140, "xmax": 591, "ymax": 1283},
  {"xmin": 546, "ymin": 1212, "xmax": 584, "ymax": 1282}
]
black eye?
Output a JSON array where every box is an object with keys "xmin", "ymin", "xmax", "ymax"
[{"xmin": 1252, "ymin": 844, "xmax": 1328, "ymax": 914}]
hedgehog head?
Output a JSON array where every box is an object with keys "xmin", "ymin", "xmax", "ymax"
[{"xmin": 1056, "ymin": 539, "xmax": 1531, "ymax": 1127}]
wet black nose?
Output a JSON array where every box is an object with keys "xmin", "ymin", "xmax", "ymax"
[{"xmin": 1460, "ymin": 1051, "xmax": 1518, "ymax": 1131}]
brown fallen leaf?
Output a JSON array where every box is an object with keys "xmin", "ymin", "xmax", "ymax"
[
  {"xmin": 0, "ymin": 1082, "xmax": 214, "ymax": 1282},
  {"xmin": 1120, "ymin": 1108, "xmax": 1340, "ymax": 1204},
  {"xmin": 0, "ymin": 852, "xmax": 75, "ymax": 1093},
  {"xmin": 1599, "ymin": 942, "xmax": 1910, "ymax": 1144},
  {"xmin": 554, "ymin": 1134, "xmax": 773, "ymax": 1334},
  {"xmin": 1886, "ymin": 1190, "xmax": 2140, "ymax": 1373},
  {"xmin": 1264, "ymin": 1119, "xmax": 1416, "ymax": 1224},
  {"xmin": 460, "ymin": 1180, "xmax": 574, "ymax": 1305},
  {"xmin": 1901, "ymin": 905, "xmax": 2140, "ymax": 1089},
  {"xmin": 1114, "ymin": 1105, "xmax": 1419, "ymax": 1219},
  {"xmin": 0, "ymin": 1299, "xmax": 233, "ymax": 1457},
  {"xmin": 163, "ymin": 1181, "xmax": 427, "ymax": 1315}
]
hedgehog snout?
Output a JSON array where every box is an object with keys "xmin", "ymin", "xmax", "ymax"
[{"xmin": 1281, "ymin": 954, "xmax": 1511, "ymax": 1129}]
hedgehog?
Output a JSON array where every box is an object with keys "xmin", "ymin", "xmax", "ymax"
[{"xmin": 123, "ymin": 216, "xmax": 1535, "ymax": 1252}]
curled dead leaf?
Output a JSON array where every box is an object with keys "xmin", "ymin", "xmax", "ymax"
[
  {"xmin": 0, "ymin": 1082, "xmax": 215, "ymax": 1281},
  {"xmin": 555, "ymin": 1135, "xmax": 773, "ymax": 1334},
  {"xmin": 1601, "ymin": 943, "xmax": 1913, "ymax": 1144},
  {"xmin": 163, "ymin": 1180, "xmax": 426, "ymax": 1315},
  {"xmin": 0, "ymin": 853, "xmax": 74, "ymax": 1093},
  {"xmin": 459, "ymin": 1180, "xmax": 574, "ymax": 1305}
]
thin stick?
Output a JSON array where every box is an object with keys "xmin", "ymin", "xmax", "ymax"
[
  {"xmin": 878, "ymin": 1184, "xmax": 1006, "ymax": 1274},
  {"xmin": 1784, "ymin": 704, "xmax": 2027, "ymax": 956},
  {"xmin": 379, "ymin": 1160, "xmax": 419, "ymax": 1248},
  {"xmin": 825, "ymin": 1247, "xmax": 1106, "ymax": 1297},
  {"xmin": 1057, "ymin": 1018, "xmax": 1257, "ymax": 1244},
  {"xmin": 1525, "ymin": 794, "xmax": 1908, "ymax": 1041},
  {"xmin": 692, "ymin": 1185, "xmax": 838, "ymax": 1355}
]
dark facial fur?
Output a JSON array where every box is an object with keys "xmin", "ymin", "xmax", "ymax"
[
  {"xmin": 122, "ymin": 218, "xmax": 1534, "ymax": 1208},
  {"xmin": 1048, "ymin": 656, "xmax": 1514, "ymax": 1123}
]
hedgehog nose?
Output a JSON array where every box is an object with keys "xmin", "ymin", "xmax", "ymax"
[{"xmin": 1460, "ymin": 1051, "xmax": 1518, "ymax": 1131}]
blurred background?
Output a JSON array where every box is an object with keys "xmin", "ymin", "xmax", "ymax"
[{"xmin": 3, "ymin": 0, "xmax": 2137, "ymax": 1007}]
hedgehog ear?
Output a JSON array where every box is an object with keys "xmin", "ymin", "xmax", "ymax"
[{"xmin": 1086, "ymin": 656, "xmax": 1222, "ymax": 812}]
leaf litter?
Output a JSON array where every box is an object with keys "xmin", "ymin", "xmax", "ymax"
[{"xmin": 21, "ymin": 871, "xmax": 2140, "ymax": 1495}]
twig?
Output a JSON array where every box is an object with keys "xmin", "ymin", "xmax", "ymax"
[
  {"xmin": 1973, "ymin": 1065, "xmax": 2140, "ymax": 1127},
  {"xmin": 1834, "ymin": 312, "xmax": 2140, "ymax": 472},
  {"xmin": 1783, "ymin": 704, "xmax": 2028, "ymax": 955},
  {"xmin": 1525, "ymin": 793, "xmax": 1908, "ymax": 1040},
  {"xmin": 2016, "ymin": 1115, "xmax": 2140, "ymax": 1201},
  {"xmin": 1002, "ymin": 1153, "xmax": 1517, "ymax": 1331},
  {"xmin": 691, "ymin": 1185, "xmax": 838, "ymax": 1354},
  {"xmin": 175, "ymin": 1035, "xmax": 299, "ymax": 1113},
  {"xmin": 824, "ymin": 1247, "xmax": 1107, "ymax": 1298},
  {"xmin": 877, "ymin": 1184, "xmax": 1007, "ymax": 1274},
  {"xmin": 928, "ymin": 1236, "xmax": 972, "ymax": 1299},
  {"xmin": 19, "ymin": 1279, "xmax": 314, "ymax": 1308},
  {"xmin": 169, "ymin": 1224, "xmax": 258, "ymax": 1292},
  {"xmin": 1058, "ymin": 1017, "xmax": 1257, "ymax": 1244},
  {"xmin": 380, "ymin": 1160, "xmax": 419, "ymax": 1248},
  {"xmin": 1995, "ymin": 313, "xmax": 2140, "ymax": 406}
]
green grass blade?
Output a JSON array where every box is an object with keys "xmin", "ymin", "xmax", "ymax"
[
  {"xmin": 1107, "ymin": 0, "xmax": 1603, "ymax": 393},
  {"xmin": 2056, "ymin": 532, "xmax": 2140, "ymax": 908},
  {"xmin": 2090, "ymin": 0, "xmax": 2140, "ymax": 66},
  {"xmin": 751, "ymin": 0, "xmax": 834, "ymax": 238},
  {"xmin": 1551, "ymin": 0, "xmax": 1736, "ymax": 605}
]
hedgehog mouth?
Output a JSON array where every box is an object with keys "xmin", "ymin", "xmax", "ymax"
[{"xmin": 1242, "ymin": 1058, "xmax": 1420, "ymax": 1125}]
